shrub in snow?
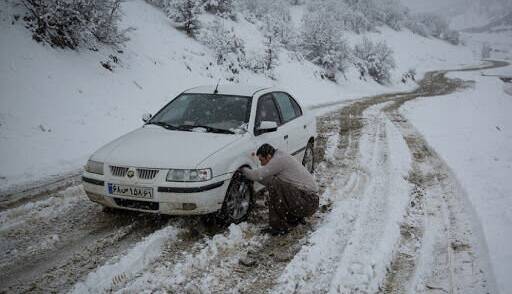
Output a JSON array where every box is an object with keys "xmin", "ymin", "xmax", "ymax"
[
  {"xmin": 376, "ymin": 0, "xmax": 408, "ymax": 30},
  {"xmin": 443, "ymin": 30, "xmax": 460, "ymax": 45},
  {"xmin": 198, "ymin": 19, "xmax": 245, "ymax": 74},
  {"xmin": 401, "ymin": 68, "xmax": 416, "ymax": 84},
  {"xmin": 406, "ymin": 12, "xmax": 461, "ymax": 45},
  {"xmin": 481, "ymin": 43, "xmax": 492, "ymax": 59},
  {"xmin": 236, "ymin": 0, "xmax": 294, "ymax": 48},
  {"xmin": 340, "ymin": 10, "xmax": 373, "ymax": 34},
  {"xmin": 404, "ymin": 17, "xmax": 429, "ymax": 37},
  {"xmin": 300, "ymin": 1, "xmax": 351, "ymax": 81},
  {"xmin": 145, "ymin": 0, "xmax": 167, "ymax": 8},
  {"xmin": 342, "ymin": 0, "xmax": 380, "ymax": 31},
  {"xmin": 353, "ymin": 38, "xmax": 396, "ymax": 84},
  {"xmin": 166, "ymin": 0, "xmax": 202, "ymax": 37},
  {"xmin": 22, "ymin": 0, "xmax": 128, "ymax": 49},
  {"xmin": 202, "ymin": 0, "xmax": 234, "ymax": 19}
]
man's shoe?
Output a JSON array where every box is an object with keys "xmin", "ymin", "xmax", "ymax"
[
  {"xmin": 260, "ymin": 227, "xmax": 289, "ymax": 236},
  {"xmin": 288, "ymin": 217, "xmax": 307, "ymax": 227}
]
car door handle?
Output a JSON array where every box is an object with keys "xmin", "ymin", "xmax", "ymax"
[{"xmin": 284, "ymin": 135, "xmax": 288, "ymax": 140}]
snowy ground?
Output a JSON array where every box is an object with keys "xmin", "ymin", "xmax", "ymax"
[
  {"xmin": 401, "ymin": 65, "xmax": 512, "ymax": 293},
  {"xmin": 1, "ymin": 59, "xmax": 506, "ymax": 293},
  {"xmin": 0, "ymin": 0, "xmax": 477, "ymax": 195}
]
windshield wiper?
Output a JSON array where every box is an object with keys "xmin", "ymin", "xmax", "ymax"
[
  {"xmin": 146, "ymin": 121, "xmax": 179, "ymax": 130},
  {"xmin": 178, "ymin": 124, "xmax": 235, "ymax": 134}
]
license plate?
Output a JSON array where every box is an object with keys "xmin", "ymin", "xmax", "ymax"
[{"xmin": 108, "ymin": 183, "xmax": 153, "ymax": 199}]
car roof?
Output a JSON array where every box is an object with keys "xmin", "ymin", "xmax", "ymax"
[{"xmin": 183, "ymin": 84, "xmax": 272, "ymax": 97}]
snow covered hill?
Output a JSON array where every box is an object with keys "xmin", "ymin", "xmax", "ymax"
[{"xmin": 0, "ymin": 0, "xmax": 477, "ymax": 194}]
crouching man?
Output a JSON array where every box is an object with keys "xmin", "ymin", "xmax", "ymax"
[{"xmin": 241, "ymin": 144, "xmax": 319, "ymax": 236}]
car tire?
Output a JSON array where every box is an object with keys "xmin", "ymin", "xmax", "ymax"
[
  {"xmin": 217, "ymin": 170, "xmax": 253, "ymax": 224},
  {"xmin": 302, "ymin": 140, "xmax": 315, "ymax": 174}
]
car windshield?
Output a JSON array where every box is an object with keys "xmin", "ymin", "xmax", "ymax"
[{"xmin": 149, "ymin": 93, "xmax": 252, "ymax": 134}]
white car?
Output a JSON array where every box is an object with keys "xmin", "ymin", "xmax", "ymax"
[{"xmin": 82, "ymin": 85, "xmax": 316, "ymax": 223}]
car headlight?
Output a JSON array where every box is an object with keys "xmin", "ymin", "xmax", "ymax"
[
  {"xmin": 85, "ymin": 160, "xmax": 104, "ymax": 175},
  {"xmin": 166, "ymin": 168, "xmax": 212, "ymax": 182}
]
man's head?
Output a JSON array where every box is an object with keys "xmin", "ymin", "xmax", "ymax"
[{"xmin": 256, "ymin": 144, "xmax": 276, "ymax": 166}]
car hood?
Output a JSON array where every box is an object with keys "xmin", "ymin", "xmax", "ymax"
[{"xmin": 92, "ymin": 126, "xmax": 243, "ymax": 169}]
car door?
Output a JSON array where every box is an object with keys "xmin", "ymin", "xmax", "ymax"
[
  {"xmin": 252, "ymin": 93, "xmax": 287, "ymax": 154},
  {"xmin": 272, "ymin": 92, "xmax": 306, "ymax": 160}
]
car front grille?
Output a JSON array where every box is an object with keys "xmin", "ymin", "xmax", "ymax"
[
  {"xmin": 110, "ymin": 166, "xmax": 128, "ymax": 177},
  {"xmin": 110, "ymin": 165, "xmax": 159, "ymax": 179},
  {"xmin": 137, "ymin": 168, "xmax": 159, "ymax": 180}
]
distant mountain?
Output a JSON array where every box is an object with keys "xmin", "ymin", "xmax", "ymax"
[{"xmin": 463, "ymin": 12, "xmax": 512, "ymax": 33}]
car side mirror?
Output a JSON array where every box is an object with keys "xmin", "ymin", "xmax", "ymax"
[
  {"xmin": 256, "ymin": 121, "xmax": 278, "ymax": 135},
  {"xmin": 142, "ymin": 113, "xmax": 152, "ymax": 123}
]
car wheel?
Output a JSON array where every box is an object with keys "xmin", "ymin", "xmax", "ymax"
[
  {"xmin": 218, "ymin": 170, "xmax": 253, "ymax": 224},
  {"xmin": 302, "ymin": 141, "xmax": 315, "ymax": 174}
]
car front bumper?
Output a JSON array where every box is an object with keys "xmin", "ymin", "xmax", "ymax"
[{"xmin": 82, "ymin": 171, "xmax": 231, "ymax": 215}]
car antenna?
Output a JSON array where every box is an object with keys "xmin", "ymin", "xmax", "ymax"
[{"xmin": 213, "ymin": 79, "xmax": 220, "ymax": 94}]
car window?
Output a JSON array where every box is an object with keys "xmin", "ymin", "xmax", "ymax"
[
  {"xmin": 255, "ymin": 95, "xmax": 281, "ymax": 128},
  {"xmin": 273, "ymin": 92, "xmax": 298, "ymax": 123},
  {"xmin": 289, "ymin": 96, "xmax": 303, "ymax": 117}
]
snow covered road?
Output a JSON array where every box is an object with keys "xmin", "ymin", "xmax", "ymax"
[{"xmin": 0, "ymin": 60, "xmax": 508, "ymax": 293}]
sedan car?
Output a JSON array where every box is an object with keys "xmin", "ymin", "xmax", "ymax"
[{"xmin": 82, "ymin": 85, "xmax": 316, "ymax": 223}]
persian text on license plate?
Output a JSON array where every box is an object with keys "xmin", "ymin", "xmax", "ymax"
[{"xmin": 108, "ymin": 183, "xmax": 153, "ymax": 199}]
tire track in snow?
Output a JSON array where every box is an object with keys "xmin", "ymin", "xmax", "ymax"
[
  {"xmin": 380, "ymin": 62, "xmax": 507, "ymax": 293},
  {"xmin": 0, "ymin": 185, "xmax": 174, "ymax": 293},
  {"xmin": 105, "ymin": 222, "xmax": 265, "ymax": 293},
  {"xmin": 328, "ymin": 104, "xmax": 412, "ymax": 294},
  {"xmin": 273, "ymin": 60, "xmax": 507, "ymax": 294}
]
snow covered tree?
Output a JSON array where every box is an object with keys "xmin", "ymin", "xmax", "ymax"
[
  {"xmin": 145, "ymin": 0, "xmax": 167, "ymax": 8},
  {"xmin": 353, "ymin": 38, "xmax": 396, "ymax": 84},
  {"xmin": 376, "ymin": 0, "xmax": 408, "ymax": 30},
  {"xmin": 405, "ymin": 12, "xmax": 460, "ymax": 44},
  {"xmin": 410, "ymin": 12, "xmax": 448, "ymax": 38},
  {"xmin": 481, "ymin": 43, "xmax": 492, "ymax": 59},
  {"xmin": 198, "ymin": 19, "xmax": 245, "ymax": 67},
  {"xmin": 22, "ymin": 0, "xmax": 128, "ymax": 49},
  {"xmin": 235, "ymin": 0, "xmax": 294, "ymax": 47},
  {"xmin": 443, "ymin": 30, "xmax": 460, "ymax": 45},
  {"xmin": 343, "ymin": 0, "xmax": 378, "ymax": 30},
  {"xmin": 166, "ymin": 0, "xmax": 202, "ymax": 37},
  {"xmin": 203, "ymin": 0, "xmax": 234, "ymax": 18},
  {"xmin": 300, "ymin": 0, "xmax": 351, "ymax": 80},
  {"xmin": 261, "ymin": 1, "xmax": 294, "ymax": 47},
  {"xmin": 263, "ymin": 34, "xmax": 279, "ymax": 76},
  {"xmin": 339, "ymin": 9, "xmax": 373, "ymax": 33}
]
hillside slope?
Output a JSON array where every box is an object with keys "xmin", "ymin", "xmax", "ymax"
[{"xmin": 0, "ymin": 0, "xmax": 477, "ymax": 194}]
